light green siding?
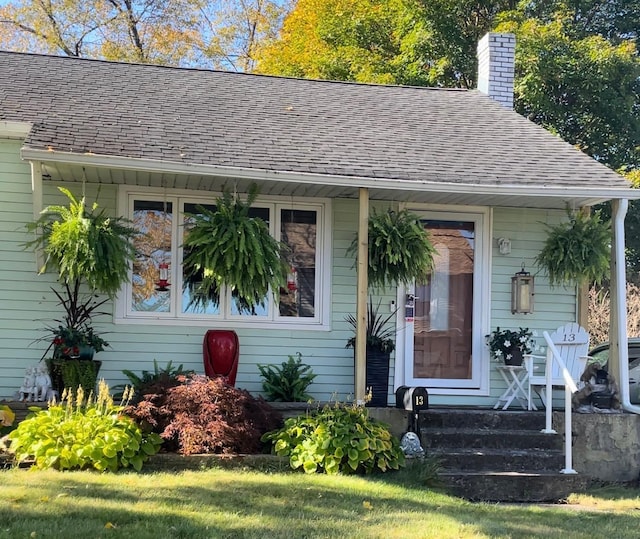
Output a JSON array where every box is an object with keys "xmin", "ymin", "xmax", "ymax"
[
  {"xmin": 0, "ymin": 149, "xmax": 366, "ymax": 400},
  {"xmin": 487, "ymin": 206, "xmax": 576, "ymax": 409},
  {"xmin": 0, "ymin": 138, "xmax": 580, "ymax": 406}
]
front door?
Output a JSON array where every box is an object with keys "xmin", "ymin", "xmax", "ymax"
[{"xmin": 404, "ymin": 211, "xmax": 487, "ymax": 390}]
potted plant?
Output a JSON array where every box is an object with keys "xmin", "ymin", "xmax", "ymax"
[
  {"xmin": 535, "ymin": 207, "xmax": 610, "ymax": 287},
  {"xmin": 182, "ymin": 184, "xmax": 290, "ymax": 313},
  {"xmin": 486, "ymin": 327, "xmax": 535, "ymax": 366},
  {"xmin": 346, "ymin": 299, "xmax": 396, "ymax": 406},
  {"xmin": 347, "ymin": 208, "xmax": 437, "ymax": 288},
  {"xmin": 25, "ymin": 187, "xmax": 137, "ymax": 393}
]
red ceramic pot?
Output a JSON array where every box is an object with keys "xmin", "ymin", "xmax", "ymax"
[{"xmin": 203, "ymin": 330, "xmax": 240, "ymax": 386}]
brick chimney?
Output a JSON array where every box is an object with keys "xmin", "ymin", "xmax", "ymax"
[{"xmin": 477, "ymin": 33, "xmax": 515, "ymax": 108}]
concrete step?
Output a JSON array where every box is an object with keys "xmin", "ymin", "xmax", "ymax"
[
  {"xmin": 423, "ymin": 427, "xmax": 562, "ymax": 451},
  {"xmin": 420, "ymin": 408, "xmax": 547, "ymax": 431},
  {"xmin": 430, "ymin": 447, "xmax": 565, "ymax": 473},
  {"xmin": 418, "ymin": 409, "xmax": 590, "ymax": 502},
  {"xmin": 440, "ymin": 470, "xmax": 590, "ymax": 503}
]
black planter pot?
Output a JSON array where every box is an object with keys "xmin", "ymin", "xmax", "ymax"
[
  {"xmin": 46, "ymin": 357, "xmax": 102, "ymax": 395},
  {"xmin": 504, "ymin": 347, "xmax": 524, "ymax": 366},
  {"xmin": 365, "ymin": 347, "xmax": 391, "ymax": 407}
]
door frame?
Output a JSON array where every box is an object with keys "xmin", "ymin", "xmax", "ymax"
[{"xmin": 393, "ymin": 204, "xmax": 492, "ymax": 396}]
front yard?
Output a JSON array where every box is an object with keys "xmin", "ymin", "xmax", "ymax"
[{"xmin": 0, "ymin": 463, "xmax": 638, "ymax": 539}]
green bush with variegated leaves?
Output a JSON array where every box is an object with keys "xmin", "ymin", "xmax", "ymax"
[
  {"xmin": 7, "ymin": 381, "xmax": 161, "ymax": 471},
  {"xmin": 262, "ymin": 403, "xmax": 405, "ymax": 474}
]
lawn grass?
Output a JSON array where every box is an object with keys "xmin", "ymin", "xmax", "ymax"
[{"xmin": 1, "ymin": 462, "xmax": 639, "ymax": 539}]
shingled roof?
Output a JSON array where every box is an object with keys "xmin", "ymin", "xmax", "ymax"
[{"xmin": 0, "ymin": 50, "xmax": 635, "ymax": 199}]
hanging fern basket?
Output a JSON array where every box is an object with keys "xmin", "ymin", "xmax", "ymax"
[
  {"xmin": 348, "ymin": 208, "xmax": 436, "ymax": 289},
  {"xmin": 25, "ymin": 187, "xmax": 137, "ymax": 297},
  {"xmin": 182, "ymin": 185, "xmax": 289, "ymax": 312},
  {"xmin": 535, "ymin": 208, "xmax": 611, "ymax": 287}
]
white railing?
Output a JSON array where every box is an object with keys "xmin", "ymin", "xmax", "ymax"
[{"xmin": 542, "ymin": 331, "xmax": 578, "ymax": 475}]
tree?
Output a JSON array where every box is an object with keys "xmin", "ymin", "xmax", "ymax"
[
  {"xmin": 257, "ymin": 0, "xmax": 640, "ymax": 272},
  {"xmin": 255, "ymin": 0, "xmax": 436, "ymax": 85},
  {"xmin": 196, "ymin": 0, "xmax": 288, "ymax": 71},
  {"xmin": 0, "ymin": 0, "xmax": 289, "ymax": 68},
  {"xmin": 496, "ymin": 14, "xmax": 640, "ymax": 170},
  {"xmin": 0, "ymin": 0, "xmax": 202, "ymax": 64}
]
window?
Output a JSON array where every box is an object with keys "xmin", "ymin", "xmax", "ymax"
[{"xmin": 117, "ymin": 188, "xmax": 330, "ymax": 329}]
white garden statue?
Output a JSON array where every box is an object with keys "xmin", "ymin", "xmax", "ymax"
[
  {"xmin": 17, "ymin": 366, "xmax": 36, "ymax": 402},
  {"xmin": 34, "ymin": 364, "xmax": 53, "ymax": 401},
  {"xmin": 17, "ymin": 364, "xmax": 54, "ymax": 402}
]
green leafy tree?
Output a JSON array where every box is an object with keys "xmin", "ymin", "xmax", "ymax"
[
  {"xmin": 255, "ymin": 0, "xmax": 436, "ymax": 85},
  {"xmin": 257, "ymin": 0, "xmax": 640, "ymax": 272}
]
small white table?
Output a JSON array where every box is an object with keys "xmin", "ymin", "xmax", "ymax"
[{"xmin": 493, "ymin": 365, "xmax": 536, "ymax": 410}]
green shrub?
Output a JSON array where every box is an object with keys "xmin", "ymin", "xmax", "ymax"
[
  {"xmin": 258, "ymin": 352, "xmax": 316, "ymax": 402},
  {"xmin": 7, "ymin": 381, "xmax": 162, "ymax": 471},
  {"xmin": 119, "ymin": 360, "xmax": 194, "ymax": 400},
  {"xmin": 262, "ymin": 403, "xmax": 405, "ymax": 474}
]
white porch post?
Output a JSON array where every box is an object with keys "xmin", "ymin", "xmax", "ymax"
[
  {"xmin": 355, "ymin": 188, "xmax": 369, "ymax": 403},
  {"xmin": 611, "ymin": 199, "xmax": 634, "ymax": 410},
  {"xmin": 30, "ymin": 161, "xmax": 44, "ymax": 271}
]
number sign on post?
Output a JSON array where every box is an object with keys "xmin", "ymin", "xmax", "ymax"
[{"xmin": 395, "ymin": 386, "xmax": 429, "ymax": 411}]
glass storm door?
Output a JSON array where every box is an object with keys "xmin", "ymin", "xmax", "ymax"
[{"xmin": 404, "ymin": 216, "xmax": 484, "ymax": 389}]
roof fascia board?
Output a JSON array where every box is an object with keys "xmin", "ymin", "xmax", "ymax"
[
  {"xmin": 1, "ymin": 121, "xmax": 32, "ymax": 139},
  {"xmin": 20, "ymin": 147, "xmax": 640, "ymax": 201}
]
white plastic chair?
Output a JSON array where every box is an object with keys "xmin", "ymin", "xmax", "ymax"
[{"xmin": 525, "ymin": 322, "xmax": 590, "ymax": 410}]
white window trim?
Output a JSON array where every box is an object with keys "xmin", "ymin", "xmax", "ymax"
[{"xmin": 115, "ymin": 185, "xmax": 332, "ymax": 330}]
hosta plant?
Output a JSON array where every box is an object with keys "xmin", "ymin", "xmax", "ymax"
[
  {"xmin": 258, "ymin": 352, "xmax": 316, "ymax": 402},
  {"xmin": 7, "ymin": 381, "xmax": 162, "ymax": 471},
  {"xmin": 262, "ymin": 402, "xmax": 405, "ymax": 474},
  {"xmin": 0, "ymin": 404, "xmax": 15, "ymax": 436}
]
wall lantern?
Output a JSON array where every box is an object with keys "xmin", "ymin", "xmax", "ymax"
[{"xmin": 511, "ymin": 265, "xmax": 534, "ymax": 314}]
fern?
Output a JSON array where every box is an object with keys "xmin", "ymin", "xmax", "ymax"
[
  {"xmin": 347, "ymin": 208, "xmax": 436, "ymax": 289},
  {"xmin": 258, "ymin": 353, "xmax": 316, "ymax": 402},
  {"xmin": 536, "ymin": 208, "xmax": 610, "ymax": 287},
  {"xmin": 182, "ymin": 184, "xmax": 289, "ymax": 312},
  {"xmin": 25, "ymin": 187, "xmax": 137, "ymax": 297}
]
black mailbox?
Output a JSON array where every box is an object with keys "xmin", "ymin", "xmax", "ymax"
[{"xmin": 395, "ymin": 386, "xmax": 429, "ymax": 411}]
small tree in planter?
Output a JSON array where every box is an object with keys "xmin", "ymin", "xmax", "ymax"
[
  {"xmin": 25, "ymin": 187, "xmax": 137, "ymax": 394},
  {"xmin": 346, "ymin": 300, "xmax": 396, "ymax": 406},
  {"xmin": 346, "ymin": 209, "xmax": 436, "ymax": 406}
]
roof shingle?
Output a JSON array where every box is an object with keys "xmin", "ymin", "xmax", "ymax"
[{"xmin": 0, "ymin": 50, "xmax": 631, "ymax": 189}]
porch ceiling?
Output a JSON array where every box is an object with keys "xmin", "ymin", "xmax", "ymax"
[{"xmin": 39, "ymin": 160, "xmax": 620, "ymax": 210}]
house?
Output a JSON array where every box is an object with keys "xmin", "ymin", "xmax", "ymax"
[{"xmin": 0, "ymin": 33, "xmax": 637, "ymax": 408}]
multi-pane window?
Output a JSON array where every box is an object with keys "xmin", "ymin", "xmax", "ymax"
[{"xmin": 121, "ymin": 189, "xmax": 328, "ymax": 328}]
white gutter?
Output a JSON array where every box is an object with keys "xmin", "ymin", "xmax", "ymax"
[
  {"xmin": 0, "ymin": 121, "xmax": 31, "ymax": 139},
  {"xmin": 612, "ymin": 199, "xmax": 637, "ymax": 413},
  {"xmin": 20, "ymin": 147, "xmax": 640, "ymax": 202}
]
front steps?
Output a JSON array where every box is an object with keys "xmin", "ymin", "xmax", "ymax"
[{"xmin": 420, "ymin": 409, "xmax": 590, "ymax": 502}]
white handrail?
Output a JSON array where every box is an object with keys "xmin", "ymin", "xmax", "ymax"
[{"xmin": 542, "ymin": 332, "xmax": 578, "ymax": 475}]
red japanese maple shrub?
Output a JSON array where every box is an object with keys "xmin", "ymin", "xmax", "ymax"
[{"xmin": 126, "ymin": 374, "xmax": 282, "ymax": 455}]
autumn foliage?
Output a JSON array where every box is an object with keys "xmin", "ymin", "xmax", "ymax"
[{"xmin": 126, "ymin": 375, "xmax": 282, "ymax": 455}]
